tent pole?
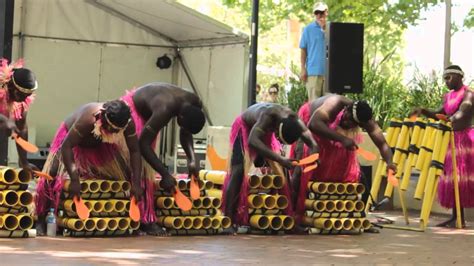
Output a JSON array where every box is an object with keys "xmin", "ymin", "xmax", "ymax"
[{"xmin": 247, "ymin": 0, "xmax": 259, "ymax": 107}]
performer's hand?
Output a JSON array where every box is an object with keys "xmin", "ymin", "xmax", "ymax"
[
  {"xmin": 130, "ymin": 184, "xmax": 144, "ymax": 201},
  {"xmin": 300, "ymin": 69, "xmax": 308, "ymax": 82},
  {"xmin": 160, "ymin": 174, "xmax": 176, "ymax": 194},
  {"xmin": 280, "ymin": 158, "xmax": 295, "ymax": 169},
  {"xmin": 341, "ymin": 137, "xmax": 358, "ymax": 150},
  {"xmin": 188, "ymin": 161, "xmax": 200, "ymax": 181},
  {"xmin": 6, "ymin": 119, "xmax": 19, "ymax": 134},
  {"xmin": 386, "ymin": 163, "xmax": 397, "ymax": 175},
  {"xmin": 69, "ymin": 179, "xmax": 82, "ymax": 198}
]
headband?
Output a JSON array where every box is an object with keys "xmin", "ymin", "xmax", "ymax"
[
  {"xmin": 12, "ymin": 73, "xmax": 37, "ymax": 94},
  {"xmin": 352, "ymin": 101, "xmax": 360, "ymax": 123},
  {"xmin": 443, "ymin": 69, "xmax": 464, "ymax": 77},
  {"xmin": 104, "ymin": 112, "xmax": 131, "ymax": 130},
  {"xmin": 278, "ymin": 122, "xmax": 290, "ymax": 145}
]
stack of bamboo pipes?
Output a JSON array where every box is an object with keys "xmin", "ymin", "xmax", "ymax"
[
  {"xmin": 155, "ymin": 178, "xmax": 232, "ymax": 235},
  {"xmin": 199, "ymin": 170, "xmax": 226, "ymax": 199},
  {"xmin": 247, "ymin": 174, "xmax": 295, "ymax": 233},
  {"xmin": 59, "ymin": 179, "xmax": 139, "ymax": 237},
  {"xmin": 367, "ymin": 117, "xmax": 452, "ymax": 228},
  {"xmin": 0, "ymin": 166, "xmax": 35, "ymax": 238},
  {"xmin": 303, "ymin": 182, "xmax": 371, "ymax": 234}
]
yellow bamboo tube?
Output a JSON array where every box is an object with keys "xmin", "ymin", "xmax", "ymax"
[
  {"xmin": 92, "ymin": 218, "xmax": 107, "ymax": 231},
  {"xmin": 250, "ymin": 215, "xmax": 270, "ymax": 229},
  {"xmin": 345, "ymin": 183, "xmax": 356, "ymax": 194},
  {"xmin": 110, "ymin": 181, "xmax": 121, "ymax": 193},
  {"xmin": 177, "ymin": 179, "xmax": 188, "ymax": 191},
  {"xmin": 219, "ymin": 216, "xmax": 231, "ymax": 229},
  {"xmin": 275, "ymin": 195, "xmax": 289, "ymax": 209},
  {"xmin": 211, "ymin": 217, "xmax": 221, "ymax": 229},
  {"xmin": 1, "ymin": 190, "xmax": 19, "ymax": 207},
  {"xmin": 157, "ymin": 216, "xmax": 183, "ymax": 229},
  {"xmin": 16, "ymin": 215, "xmax": 33, "ymax": 230},
  {"xmin": 351, "ymin": 218, "xmax": 362, "ymax": 230},
  {"xmin": 354, "ymin": 201, "xmax": 365, "ymax": 212},
  {"xmin": 130, "ymin": 220, "xmax": 140, "ymax": 230},
  {"xmin": 99, "ymin": 180, "xmax": 111, "ymax": 193},
  {"xmin": 361, "ymin": 219, "xmax": 371, "ymax": 230},
  {"xmin": 334, "ymin": 200, "xmax": 345, "ymax": 212},
  {"xmin": 248, "ymin": 194, "xmax": 264, "ymax": 209},
  {"xmin": 117, "ymin": 218, "xmax": 130, "ymax": 231},
  {"xmin": 119, "ymin": 181, "xmax": 131, "ymax": 192},
  {"xmin": 304, "ymin": 200, "xmax": 325, "ymax": 212},
  {"xmin": 386, "ymin": 120, "xmax": 411, "ymax": 197},
  {"xmin": 335, "ymin": 184, "xmax": 346, "ymax": 195},
  {"xmin": 308, "ymin": 182, "xmax": 327, "ymax": 194},
  {"xmin": 355, "ymin": 183, "xmax": 365, "ymax": 194},
  {"xmin": 113, "ymin": 200, "xmax": 126, "ymax": 213},
  {"xmin": 211, "ymin": 197, "xmax": 221, "ymax": 208},
  {"xmin": 341, "ymin": 218, "xmax": 352, "ymax": 230},
  {"xmin": 325, "ymin": 201, "xmax": 336, "ymax": 212},
  {"xmin": 63, "ymin": 200, "xmax": 77, "ymax": 213},
  {"xmin": 268, "ymin": 215, "xmax": 283, "ymax": 230},
  {"xmin": 0, "ymin": 167, "xmax": 17, "ymax": 184},
  {"xmin": 326, "ymin": 183, "xmax": 337, "ymax": 194},
  {"xmin": 104, "ymin": 218, "xmax": 119, "ymax": 231},
  {"xmin": 0, "ymin": 216, "xmax": 3, "ymax": 228},
  {"xmin": 415, "ymin": 119, "xmax": 436, "ymax": 170},
  {"xmin": 192, "ymin": 216, "xmax": 203, "ymax": 229},
  {"xmin": 192, "ymin": 198, "xmax": 203, "ymax": 209},
  {"xmin": 84, "ymin": 201, "xmax": 93, "ymax": 210},
  {"xmin": 1, "ymin": 214, "xmax": 19, "ymax": 230},
  {"xmin": 58, "ymin": 218, "xmax": 85, "ymax": 231},
  {"xmin": 182, "ymin": 217, "xmax": 193, "ymax": 230},
  {"xmin": 16, "ymin": 168, "xmax": 32, "ymax": 184},
  {"xmin": 207, "ymin": 189, "xmax": 222, "ymax": 199},
  {"xmin": 366, "ymin": 160, "xmax": 386, "ymax": 212},
  {"xmin": 260, "ymin": 175, "xmax": 273, "ymax": 189},
  {"xmin": 248, "ymin": 175, "xmax": 261, "ymax": 189},
  {"xmin": 330, "ymin": 219, "xmax": 343, "ymax": 230},
  {"xmin": 91, "ymin": 200, "xmax": 105, "ymax": 212},
  {"xmin": 271, "ymin": 175, "xmax": 284, "ymax": 189},
  {"xmin": 103, "ymin": 201, "xmax": 114, "ymax": 212},
  {"xmin": 84, "ymin": 219, "xmax": 96, "ymax": 231},
  {"xmin": 63, "ymin": 180, "xmax": 89, "ymax": 193},
  {"xmin": 344, "ymin": 200, "xmax": 355, "ymax": 212},
  {"xmin": 313, "ymin": 218, "xmax": 333, "ymax": 230},
  {"xmin": 263, "ymin": 195, "xmax": 277, "ymax": 209},
  {"xmin": 201, "ymin": 217, "xmax": 212, "ymax": 229},
  {"xmin": 203, "ymin": 180, "xmax": 214, "ymax": 190},
  {"xmin": 83, "ymin": 180, "xmax": 100, "ymax": 193},
  {"xmin": 281, "ymin": 215, "xmax": 295, "ymax": 230},
  {"xmin": 400, "ymin": 153, "xmax": 415, "ymax": 191},
  {"xmin": 201, "ymin": 197, "xmax": 212, "ymax": 209},
  {"xmin": 0, "ymin": 193, "xmax": 3, "ymax": 205},
  {"xmin": 17, "ymin": 191, "xmax": 33, "ymax": 207},
  {"xmin": 199, "ymin": 170, "xmax": 226, "ymax": 185},
  {"xmin": 156, "ymin": 197, "xmax": 175, "ymax": 209}
]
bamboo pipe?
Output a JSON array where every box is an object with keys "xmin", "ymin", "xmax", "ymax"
[
  {"xmin": 199, "ymin": 170, "xmax": 226, "ymax": 185},
  {"xmin": 201, "ymin": 217, "xmax": 212, "ymax": 229},
  {"xmin": 0, "ymin": 167, "xmax": 17, "ymax": 184},
  {"xmin": 91, "ymin": 218, "xmax": 107, "ymax": 231},
  {"xmin": 192, "ymin": 216, "xmax": 203, "ymax": 229},
  {"xmin": 361, "ymin": 219, "xmax": 371, "ymax": 230},
  {"xmin": 156, "ymin": 197, "xmax": 175, "ymax": 209},
  {"xmin": 168, "ymin": 229, "xmax": 220, "ymax": 236},
  {"xmin": 307, "ymin": 182, "xmax": 328, "ymax": 194},
  {"xmin": 0, "ymin": 184, "xmax": 27, "ymax": 190},
  {"xmin": 98, "ymin": 180, "xmax": 111, "ymax": 193},
  {"xmin": 302, "ymin": 217, "xmax": 333, "ymax": 230},
  {"xmin": 211, "ymin": 217, "xmax": 221, "ymax": 229},
  {"xmin": 207, "ymin": 189, "xmax": 222, "ymax": 199},
  {"xmin": 118, "ymin": 181, "xmax": 131, "ymax": 192},
  {"xmin": 157, "ymin": 209, "xmax": 217, "ymax": 217},
  {"xmin": 91, "ymin": 200, "xmax": 105, "ymax": 212},
  {"xmin": 248, "ymin": 175, "xmax": 261, "ymax": 189},
  {"xmin": 268, "ymin": 215, "xmax": 283, "ymax": 230},
  {"xmin": 384, "ymin": 132, "xmax": 410, "ymax": 198},
  {"xmin": 112, "ymin": 200, "xmax": 127, "ymax": 213},
  {"xmin": 415, "ymin": 119, "xmax": 436, "ymax": 170},
  {"xmin": 219, "ymin": 216, "xmax": 231, "ymax": 229},
  {"xmin": 248, "ymin": 195, "xmax": 264, "ymax": 209},
  {"xmin": 0, "ymin": 190, "xmax": 19, "ymax": 207},
  {"xmin": 63, "ymin": 191, "xmax": 128, "ymax": 200},
  {"xmin": 192, "ymin": 198, "xmax": 203, "ymax": 209},
  {"xmin": 0, "ymin": 206, "xmax": 28, "ymax": 214},
  {"xmin": 62, "ymin": 180, "xmax": 88, "ymax": 193},
  {"xmin": 304, "ymin": 200, "xmax": 325, "ymax": 212},
  {"xmin": 130, "ymin": 220, "xmax": 140, "ymax": 231},
  {"xmin": 84, "ymin": 219, "xmax": 96, "ymax": 231},
  {"xmin": 355, "ymin": 183, "xmax": 365, "ymax": 194},
  {"xmin": 182, "ymin": 217, "xmax": 193, "ymax": 230},
  {"xmin": 335, "ymin": 184, "xmax": 346, "ymax": 195},
  {"xmin": 249, "ymin": 209, "xmax": 281, "ymax": 215},
  {"xmin": 0, "ymin": 216, "xmax": 3, "ymax": 228},
  {"xmin": 271, "ymin": 175, "xmax": 284, "ymax": 189},
  {"xmin": 353, "ymin": 201, "xmax": 365, "ymax": 212},
  {"xmin": 117, "ymin": 218, "xmax": 130, "ymax": 231},
  {"xmin": 203, "ymin": 180, "xmax": 214, "ymax": 190},
  {"xmin": 281, "ymin": 215, "xmax": 295, "ymax": 230},
  {"xmin": 334, "ymin": 200, "xmax": 345, "ymax": 212},
  {"xmin": 326, "ymin": 183, "xmax": 337, "ymax": 194},
  {"xmin": 17, "ymin": 215, "xmax": 34, "ymax": 230},
  {"xmin": 104, "ymin": 218, "xmax": 119, "ymax": 231},
  {"xmin": 325, "ymin": 201, "xmax": 336, "ymax": 212},
  {"xmin": 63, "ymin": 200, "xmax": 78, "ymax": 213},
  {"xmin": 345, "ymin": 183, "xmax": 356, "ymax": 194},
  {"xmin": 260, "ymin": 175, "xmax": 273, "ymax": 189},
  {"xmin": 18, "ymin": 191, "xmax": 33, "ymax": 207},
  {"xmin": 305, "ymin": 211, "xmax": 363, "ymax": 219},
  {"xmin": 103, "ymin": 201, "xmax": 114, "ymax": 212},
  {"xmin": 341, "ymin": 218, "xmax": 352, "ymax": 230},
  {"xmin": 350, "ymin": 218, "xmax": 362, "ymax": 230},
  {"xmin": 262, "ymin": 195, "xmax": 277, "ymax": 209},
  {"xmin": 201, "ymin": 197, "xmax": 212, "ymax": 209},
  {"xmin": 250, "ymin": 215, "xmax": 270, "ymax": 230},
  {"xmin": 58, "ymin": 218, "xmax": 85, "ymax": 231},
  {"xmin": 84, "ymin": 180, "xmax": 100, "ymax": 193},
  {"xmin": 63, "ymin": 230, "xmax": 129, "ymax": 237},
  {"xmin": 344, "ymin": 200, "xmax": 355, "ymax": 212},
  {"xmin": 177, "ymin": 179, "xmax": 188, "ymax": 191},
  {"xmin": 0, "ymin": 214, "xmax": 19, "ymax": 230},
  {"xmin": 330, "ymin": 218, "xmax": 343, "ymax": 230},
  {"xmin": 401, "ymin": 118, "xmax": 426, "ymax": 190},
  {"xmin": 210, "ymin": 197, "xmax": 221, "ymax": 208},
  {"xmin": 275, "ymin": 195, "xmax": 289, "ymax": 209},
  {"xmin": 449, "ymin": 126, "xmax": 462, "ymax": 229},
  {"xmin": 110, "ymin": 181, "xmax": 121, "ymax": 193},
  {"xmin": 157, "ymin": 217, "xmax": 183, "ymax": 229},
  {"xmin": 16, "ymin": 168, "xmax": 32, "ymax": 184},
  {"xmin": 307, "ymin": 193, "xmax": 359, "ymax": 201}
]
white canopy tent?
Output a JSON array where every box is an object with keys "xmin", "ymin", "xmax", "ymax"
[{"xmin": 8, "ymin": 0, "xmax": 249, "ymax": 164}]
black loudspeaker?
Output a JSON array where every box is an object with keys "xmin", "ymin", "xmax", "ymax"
[{"xmin": 326, "ymin": 22, "xmax": 364, "ymax": 94}]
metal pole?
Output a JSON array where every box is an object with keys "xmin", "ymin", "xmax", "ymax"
[
  {"xmin": 443, "ymin": 0, "xmax": 451, "ymax": 68},
  {"xmin": 247, "ymin": 0, "xmax": 259, "ymax": 107}
]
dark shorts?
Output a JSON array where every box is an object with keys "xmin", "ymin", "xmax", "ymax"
[{"xmin": 231, "ymin": 132, "xmax": 265, "ymax": 168}]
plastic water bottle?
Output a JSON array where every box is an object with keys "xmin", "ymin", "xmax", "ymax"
[{"xmin": 46, "ymin": 208, "xmax": 57, "ymax": 237}]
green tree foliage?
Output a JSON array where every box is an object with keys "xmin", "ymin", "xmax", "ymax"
[{"xmin": 465, "ymin": 8, "xmax": 474, "ymax": 28}]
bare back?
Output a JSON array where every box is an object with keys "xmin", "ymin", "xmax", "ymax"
[
  {"xmin": 64, "ymin": 103, "xmax": 103, "ymax": 147},
  {"xmin": 242, "ymin": 103, "xmax": 294, "ymax": 131}
]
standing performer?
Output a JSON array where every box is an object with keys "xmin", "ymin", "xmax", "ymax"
[
  {"xmin": 35, "ymin": 100, "xmax": 143, "ymax": 235},
  {"xmin": 412, "ymin": 65, "xmax": 473, "ymax": 228},
  {"xmin": 222, "ymin": 103, "xmax": 318, "ymax": 233},
  {"xmin": 121, "ymin": 82, "xmax": 206, "ymax": 235}
]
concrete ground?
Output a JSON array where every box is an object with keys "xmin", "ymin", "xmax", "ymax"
[{"xmin": 0, "ymin": 212, "xmax": 472, "ymax": 265}]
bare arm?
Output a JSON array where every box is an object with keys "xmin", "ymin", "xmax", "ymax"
[
  {"xmin": 248, "ymin": 113, "xmax": 286, "ymax": 164},
  {"xmin": 298, "ymin": 119, "xmax": 319, "ymax": 154},
  {"xmin": 15, "ymin": 111, "xmax": 29, "ymax": 168},
  {"xmin": 60, "ymin": 122, "xmax": 86, "ymax": 184},
  {"xmin": 300, "ymin": 48, "xmax": 308, "ymax": 82},
  {"xmin": 124, "ymin": 122, "xmax": 143, "ymax": 199},
  {"xmin": 309, "ymin": 106, "xmax": 346, "ymax": 144},
  {"xmin": 450, "ymin": 90, "xmax": 473, "ymax": 131},
  {"xmin": 179, "ymin": 128, "xmax": 199, "ymax": 178},
  {"xmin": 364, "ymin": 121, "xmax": 393, "ymax": 165}
]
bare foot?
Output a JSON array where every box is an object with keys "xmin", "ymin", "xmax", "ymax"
[
  {"xmin": 436, "ymin": 218, "xmax": 466, "ymax": 228},
  {"xmin": 139, "ymin": 223, "xmax": 169, "ymax": 236},
  {"xmin": 222, "ymin": 225, "xmax": 238, "ymax": 236},
  {"xmin": 288, "ymin": 225, "xmax": 308, "ymax": 235},
  {"xmin": 36, "ymin": 221, "xmax": 46, "ymax": 236}
]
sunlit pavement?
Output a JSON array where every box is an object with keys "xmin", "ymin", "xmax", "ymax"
[{"xmin": 1, "ymin": 212, "xmax": 472, "ymax": 265}]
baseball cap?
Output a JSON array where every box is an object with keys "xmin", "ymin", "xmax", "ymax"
[{"xmin": 313, "ymin": 2, "xmax": 328, "ymax": 13}]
